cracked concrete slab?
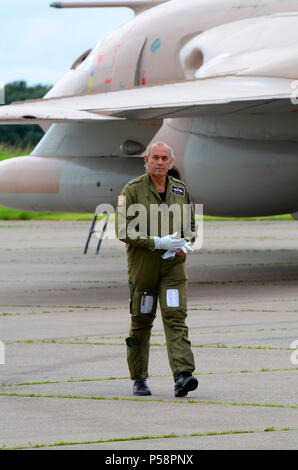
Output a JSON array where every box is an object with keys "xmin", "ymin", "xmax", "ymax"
[
  {"xmin": 37, "ymin": 430, "xmax": 298, "ymax": 450},
  {"xmin": 2, "ymin": 370, "xmax": 297, "ymax": 407},
  {"xmin": 0, "ymin": 396, "xmax": 297, "ymax": 449},
  {"xmin": 1, "ymin": 343, "xmax": 295, "ymax": 386},
  {"xmin": 0, "ymin": 220, "xmax": 298, "ymax": 450}
]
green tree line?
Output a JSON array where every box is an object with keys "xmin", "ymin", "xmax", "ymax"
[{"xmin": 0, "ymin": 81, "xmax": 52, "ymax": 149}]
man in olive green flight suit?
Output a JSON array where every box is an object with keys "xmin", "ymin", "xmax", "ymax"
[{"xmin": 115, "ymin": 142, "xmax": 198, "ymax": 398}]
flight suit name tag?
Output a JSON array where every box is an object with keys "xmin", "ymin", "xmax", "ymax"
[{"xmin": 171, "ymin": 185, "xmax": 185, "ymax": 197}]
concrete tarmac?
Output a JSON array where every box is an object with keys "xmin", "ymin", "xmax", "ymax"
[{"xmin": 0, "ymin": 219, "xmax": 297, "ymax": 450}]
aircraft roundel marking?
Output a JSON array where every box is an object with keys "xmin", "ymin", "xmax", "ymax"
[{"xmin": 151, "ymin": 38, "xmax": 161, "ymax": 53}]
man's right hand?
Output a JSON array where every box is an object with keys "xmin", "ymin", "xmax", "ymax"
[{"xmin": 154, "ymin": 233, "xmax": 186, "ymax": 252}]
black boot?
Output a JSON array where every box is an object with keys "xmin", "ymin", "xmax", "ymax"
[
  {"xmin": 174, "ymin": 372, "xmax": 198, "ymax": 397},
  {"xmin": 133, "ymin": 380, "xmax": 152, "ymax": 396}
]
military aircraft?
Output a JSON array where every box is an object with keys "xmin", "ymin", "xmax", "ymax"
[{"xmin": 1, "ymin": 0, "xmax": 298, "ymax": 219}]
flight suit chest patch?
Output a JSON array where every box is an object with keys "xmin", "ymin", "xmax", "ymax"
[{"xmin": 171, "ymin": 185, "xmax": 185, "ymax": 198}]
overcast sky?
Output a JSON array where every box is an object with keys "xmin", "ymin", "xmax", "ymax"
[{"xmin": 0, "ymin": 0, "xmax": 133, "ymax": 88}]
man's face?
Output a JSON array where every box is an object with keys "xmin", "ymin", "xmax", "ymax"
[{"xmin": 145, "ymin": 144, "xmax": 173, "ymax": 179}]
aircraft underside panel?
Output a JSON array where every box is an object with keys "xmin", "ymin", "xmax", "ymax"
[
  {"xmin": 31, "ymin": 120, "xmax": 162, "ymax": 158},
  {"xmin": 185, "ymin": 120, "xmax": 298, "ymax": 217}
]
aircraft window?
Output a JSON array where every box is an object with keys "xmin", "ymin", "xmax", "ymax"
[{"xmin": 71, "ymin": 49, "xmax": 92, "ymax": 70}]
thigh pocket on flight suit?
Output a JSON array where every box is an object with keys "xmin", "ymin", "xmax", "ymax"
[
  {"xmin": 130, "ymin": 283, "xmax": 158, "ymax": 317},
  {"xmin": 164, "ymin": 288, "xmax": 186, "ymax": 309},
  {"xmin": 166, "ymin": 289, "xmax": 180, "ymax": 308},
  {"xmin": 160, "ymin": 286, "xmax": 187, "ymax": 324}
]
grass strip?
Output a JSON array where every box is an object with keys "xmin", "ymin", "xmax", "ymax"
[
  {"xmin": 0, "ymin": 205, "xmax": 95, "ymax": 221},
  {"xmin": 0, "ymin": 146, "xmax": 33, "ymax": 160},
  {"xmin": 0, "ymin": 207, "xmax": 294, "ymax": 221},
  {"xmin": 6, "ymin": 339, "xmax": 294, "ymax": 351},
  {"xmin": 0, "ymin": 391, "xmax": 296, "ymax": 409}
]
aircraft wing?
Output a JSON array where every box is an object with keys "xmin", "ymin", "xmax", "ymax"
[
  {"xmin": 0, "ymin": 106, "xmax": 121, "ymax": 124},
  {"xmin": 0, "ymin": 76, "xmax": 296, "ymax": 124},
  {"xmin": 50, "ymin": 1, "xmax": 168, "ymax": 14}
]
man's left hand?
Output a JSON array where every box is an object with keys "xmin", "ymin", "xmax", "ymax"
[
  {"xmin": 176, "ymin": 249, "xmax": 185, "ymax": 257},
  {"xmin": 162, "ymin": 241, "xmax": 193, "ymax": 260}
]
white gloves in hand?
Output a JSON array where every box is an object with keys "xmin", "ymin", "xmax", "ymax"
[
  {"xmin": 154, "ymin": 233, "xmax": 185, "ymax": 252},
  {"xmin": 162, "ymin": 241, "xmax": 194, "ymax": 260},
  {"xmin": 154, "ymin": 233, "xmax": 194, "ymax": 260},
  {"xmin": 182, "ymin": 241, "xmax": 194, "ymax": 254},
  {"xmin": 161, "ymin": 250, "xmax": 176, "ymax": 260}
]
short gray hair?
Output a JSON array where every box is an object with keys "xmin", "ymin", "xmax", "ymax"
[{"xmin": 146, "ymin": 141, "xmax": 175, "ymax": 160}]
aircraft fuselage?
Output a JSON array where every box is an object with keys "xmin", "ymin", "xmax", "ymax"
[{"xmin": 2, "ymin": 0, "xmax": 298, "ymax": 216}]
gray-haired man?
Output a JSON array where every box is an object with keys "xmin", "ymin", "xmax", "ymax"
[{"xmin": 116, "ymin": 142, "xmax": 198, "ymax": 397}]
